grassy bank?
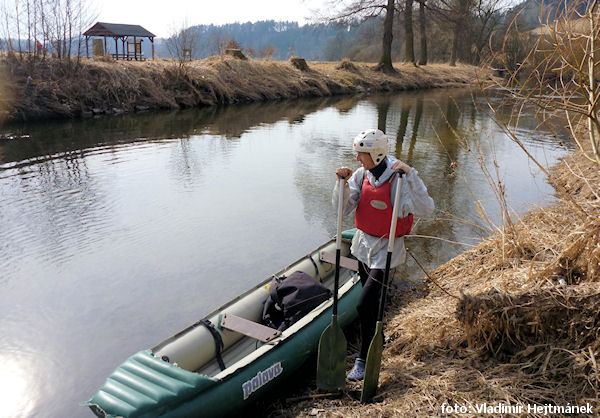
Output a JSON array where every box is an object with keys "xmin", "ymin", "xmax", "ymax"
[
  {"xmin": 274, "ymin": 147, "xmax": 599, "ymax": 416},
  {"xmin": 0, "ymin": 55, "xmax": 483, "ymax": 123}
]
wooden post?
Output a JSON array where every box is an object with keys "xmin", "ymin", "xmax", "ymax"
[
  {"xmin": 85, "ymin": 36, "xmax": 89, "ymax": 58},
  {"xmin": 134, "ymin": 36, "xmax": 137, "ymax": 60},
  {"xmin": 104, "ymin": 36, "xmax": 107, "ymax": 57},
  {"xmin": 151, "ymin": 37, "xmax": 154, "ymax": 60},
  {"xmin": 114, "ymin": 37, "xmax": 118, "ymax": 59}
]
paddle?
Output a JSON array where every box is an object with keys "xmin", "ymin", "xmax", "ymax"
[
  {"xmin": 361, "ymin": 170, "xmax": 404, "ymax": 403},
  {"xmin": 316, "ymin": 176, "xmax": 348, "ymax": 391}
]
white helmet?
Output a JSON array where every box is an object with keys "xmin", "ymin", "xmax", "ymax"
[{"xmin": 353, "ymin": 129, "xmax": 388, "ymax": 165}]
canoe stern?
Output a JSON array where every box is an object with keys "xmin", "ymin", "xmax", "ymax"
[{"xmin": 83, "ymin": 350, "xmax": 218, "ymax": 417}]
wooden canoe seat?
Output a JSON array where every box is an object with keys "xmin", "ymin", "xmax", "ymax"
[
  {"xmin": 220, "ymin": 313, "xmax": 281, "ymax": 343},
  {"xmin": 319, "ymin": 251, "xmax": 359, "ymax": 272}
]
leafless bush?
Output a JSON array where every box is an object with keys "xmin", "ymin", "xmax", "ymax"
[
  {"xmin": 490, "ymin": 0, "xmax": 600, "ymax": 169},
  {"xmin": 165, "ymin": 20, "xmax": 202, "ymax": 67},
  {"xmin": 1, "ymin": 0, "xmax": 96, "ymax": 63}
]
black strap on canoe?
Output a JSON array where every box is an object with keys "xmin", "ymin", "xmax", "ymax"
[
  {"xmin": 199, "ymin": 319, "xmax": 226, "ymax": 371},
  {"xmin": 306, "ymin": 254, "xmax": 319, "ymax": 278}
]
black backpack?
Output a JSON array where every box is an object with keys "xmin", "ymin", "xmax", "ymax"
[{"xmin": 262, "ymin": 271, "xmax": 331, "ymax": 331}]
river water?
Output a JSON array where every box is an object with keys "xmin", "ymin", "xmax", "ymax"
[{"xmin": 0, "ymin": 88, "xmax": 571, "ymax": 417}]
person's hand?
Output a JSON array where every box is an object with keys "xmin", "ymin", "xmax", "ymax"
[
  {"xmin": 336, "ymin": 167, "xmax": 353, "ymax": 179},
  {"xmin": 391, "ymin": 160, "xmax": 412, "ymax": 174}
]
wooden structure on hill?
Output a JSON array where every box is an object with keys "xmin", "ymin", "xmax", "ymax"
[{"xmin": 84, "ymin": 22, "xmax": 156, "ymax": 60}]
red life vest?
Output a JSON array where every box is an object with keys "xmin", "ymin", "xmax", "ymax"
[{"xmin": 355, "ymin": 173, "xmax": 414, "ymax": 237}]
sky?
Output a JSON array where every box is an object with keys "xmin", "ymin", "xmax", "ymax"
[{"xmin": 95, "ymin": 0, "xmax": 327, "ymax": 38}]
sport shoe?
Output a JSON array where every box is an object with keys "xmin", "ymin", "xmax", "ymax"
[{"xmin": 347, "ymin": 358, "xmax": 366, "ymax": 381}]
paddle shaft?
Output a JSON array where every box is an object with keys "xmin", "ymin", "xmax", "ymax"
[
  {"xmin": 376, "ymin": 171, "xmax": 403, "ymax": 322},
  {"xmin": 333, "ymin": 176, "xmax": 345, "ymax": 315},
  {"xmin": 361, "ymin": 170, "xmax": 405, "ymax": 403}
]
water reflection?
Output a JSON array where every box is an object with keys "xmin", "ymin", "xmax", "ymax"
[
  {"xmin": 0, "ymin": 350, "xmax": 45, "ymax": 418},
  {"xmin": 394, "ymin": 98, "xmax": 411, "ymax": 156},
  {"xmin": 291, "ymin": 90, "xmax": 570, "ymax": 274},
  {"xmin": 0, "ymin": 88, "xmax": 572, "ymax": 417},
  {"xmin": 0, "ymin": 97, "xmax": 349, "ymax": 167}
]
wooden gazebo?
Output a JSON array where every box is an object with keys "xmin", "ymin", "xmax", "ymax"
[{"xmin": 84, "ymin": 22, "xmax": 156, "ymax": 60}]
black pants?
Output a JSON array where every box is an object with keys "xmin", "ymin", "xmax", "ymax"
[{"xmin": 357, "ymin": 262, "xmax": 384, "ymax": 360}]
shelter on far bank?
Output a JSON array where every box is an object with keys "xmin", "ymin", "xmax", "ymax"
[{"xmin": 83, "ymin": 22, "xmax": 156, "ymax": 60}]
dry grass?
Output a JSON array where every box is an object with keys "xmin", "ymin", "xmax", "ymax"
[
  {"xmin": 0, "ymin": 54, "xmax": 484, "ymax": 122},
  {"xmin": 0, "ymin": 60, "xmax": 11, "ymax": 125},
  {"xmin": 278, "ymin": 149, "xmax": 600, "ymax": 416}
]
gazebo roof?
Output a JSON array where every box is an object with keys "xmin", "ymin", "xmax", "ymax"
[{"xmin": 83, "ymin": 22, "xmax": 155, "ymax": 38}]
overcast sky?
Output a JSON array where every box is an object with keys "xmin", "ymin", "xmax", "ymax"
[{"xmin": 95, "ymin": 0, "xmax": 327, "ymax": 38}]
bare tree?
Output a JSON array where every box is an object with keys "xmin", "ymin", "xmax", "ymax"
[
  {"xmin": 427, "ymin": 0, "xmax": 476, "ymax": 65},
  {"xmin": 166, "ymin": 20, "xmax": 202, "ymax": 64},
  {"xmin": 493, "ymin": 0, "xmax": 600, "ymax": 167},
  {"xmin": 15, "ymin": 0, "xmax": 22, "ymax": 54},
  {"xmin": 259, "ymin": 44, "xmax": 275, "ymax": 59},
  {"xmin": 417, "ymin": 0, "xmax": 428, "ymax": 64},
  {"xmin": 1, "ymin": 0, "xmax": 95, "ymax": 63},
  {"xmin": 206, "ymin": 29, "xmax": 232, "ymax": 55},
  {"xmin": 474, "ymin": 0, "xmax": 599, "ymax": 232},
  {"xmin": 314, "ymin": 0, "xmax": 397, "ymax": 73},
  {"xmin": 427, "ymin": 0, "xmax": 503, "ymax": 66},
  {"xmin": 469, "ymin": 0, "xmax": 504, "ymax": 64},
  {"xmin": 404, "ymin": 0, "xmax": 416, "ymax": 64},
  {"xmin": 378, "ymin": 0, "xmax": 395, "ymax": 71},
  {"xmin": 0, "ymin": 1, "xmax": 13, "ymax": 53}
]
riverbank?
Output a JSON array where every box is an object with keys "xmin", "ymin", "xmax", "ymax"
[
  {"xmin": 0, "ymin": 55, "xmax": 485, "ymax": 123},
  {"xmin": 279, "ymin": 147, "xmax": 600, "ymax": 416}
]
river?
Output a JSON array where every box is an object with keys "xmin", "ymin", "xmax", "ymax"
[{"xmin": 0, "ymin": 88, "xmax": 571, "ymax": 417}]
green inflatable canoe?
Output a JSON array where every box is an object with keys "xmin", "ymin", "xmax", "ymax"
[{"xmin": 84, "ymin": 229, "xmax": 360, "ymax": 417}]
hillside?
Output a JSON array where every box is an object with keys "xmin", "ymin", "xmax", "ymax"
[{"xmin": 147, "ymin": 20, "xmax": 365, "ymax": 61}]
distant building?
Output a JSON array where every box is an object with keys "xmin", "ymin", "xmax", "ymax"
[{"xmin": 83, "ymin": 22, "xmax": 156, "ymax": 60}]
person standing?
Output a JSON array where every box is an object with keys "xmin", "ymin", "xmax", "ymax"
[{"xmin": 333, "ymin": 129, "xmax": 434, "ymax": 381}]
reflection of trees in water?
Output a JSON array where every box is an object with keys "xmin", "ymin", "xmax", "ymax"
[
  {"xmin": 0, "ymin": 96, "xmax": 348, "ymax": 165},
  {"xmin": 1, "ymin": 95, "xmax": 367, "ymax": 270},
  {"xmin": 394, "ymin": 99, "xmax": 411, "ymax": 158},
  {"xmin": 200, "ymin": 97, "xmax": 340, "ymax": 138},
  {"xmin": 169, "ymin": 138, "xmax": 201, "ymax": 189},
  {"xmin": 294, "ymin": 134, "xmax": 357, "ymax": 237},
  {"xmin": 386, "ymin": 95, "xmax": 464, "ymax": 274},
  {"xmin": 376, "ymin": 101, "xmax": 390, "ymax": 133},
  {"xmin": 332, "ymin": 97, "xmax": 361, "ymax": 114},
  {"xmin": 419, "ymin": 95, "xmax": 478, "ymax": 266},
  {"xmin": 292, "ymin": 91, "xmax": 481, "ymax": 260},
  {"xmin": 1, "ymin": 89, "xmax": 569, "ymax": 283},
  {"xmin": 1, "ymin": 96, "xmax": 356, "ymax": 196},
  {"xmin": 298, "ymin": 90, "xmax": 494, "ymax": 277},
  {"xmin": 0, "ymin": 145, "xmax": 108, "ymax": 271},
  {"xmin": 406, "ymin": 97, "xmax": 423, "ymax": 165}
]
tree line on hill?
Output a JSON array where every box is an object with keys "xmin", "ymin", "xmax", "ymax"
[
  {"xmin": 164, "ymin": 0, "xmax": 579, "ymax": 69},
  {"xmin": 160, "ymin": 20, "xmax": 363, "ymax": 61},
  {"xmin": 0, "ymin": 0, "xmax": 585, "ymax": 71}
]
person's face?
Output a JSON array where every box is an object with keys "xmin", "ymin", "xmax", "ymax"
[{"xmin": 356, "ymin": 152, "xmax": 376, "ymax": 170}]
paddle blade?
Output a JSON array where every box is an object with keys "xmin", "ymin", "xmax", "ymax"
[
  {"xmin": 316, "ymin": 315, "xmax": 347, "ymax": 391},
  {"xmin": 360, "ymin": 321, "xmax": 384, "ymax": 403}
]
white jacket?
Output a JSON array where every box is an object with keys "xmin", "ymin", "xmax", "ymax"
[{"xmin": 332, "ymin": 155, "xmax": 434, "ymax": 269}]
